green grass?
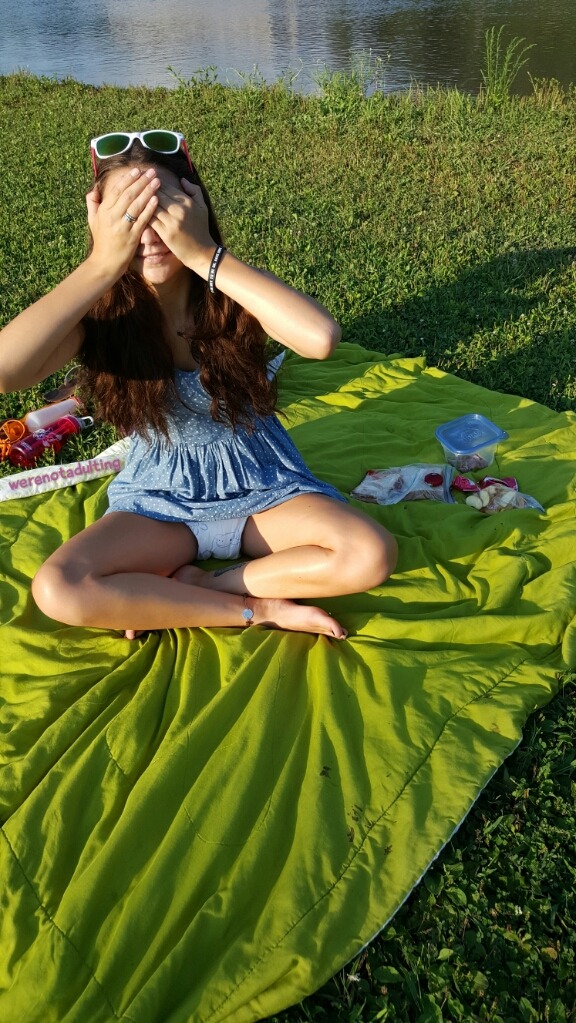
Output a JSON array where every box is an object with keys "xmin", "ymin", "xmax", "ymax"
[
  {"xmin": 480, "ymin": 26, "xmax": 535, "ymax": 109},
  {"xmin": 0, "ymin": 71, "xmax": 575, "ymax": 1021}
]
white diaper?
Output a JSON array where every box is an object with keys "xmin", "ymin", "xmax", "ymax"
[{"xmin": 188, "ymin": 516, "xmax": 247, "ymax": 561}]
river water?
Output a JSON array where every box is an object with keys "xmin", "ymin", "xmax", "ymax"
[{"xmin": 1, "ymin": 0, "xmax": 574, "ymax": 94}]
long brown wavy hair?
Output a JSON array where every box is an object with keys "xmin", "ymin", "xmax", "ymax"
[{"xmin": 79, "ymin": 138, "xmax": 278, "ymax": 439}]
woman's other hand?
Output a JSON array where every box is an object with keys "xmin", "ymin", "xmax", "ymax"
[{"xmin": 150, "ymin": 178, "xmax": 217, "ymax": 275}]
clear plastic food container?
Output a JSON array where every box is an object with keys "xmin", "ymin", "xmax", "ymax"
[{"xmin": 435, "ymin": 414, "xmax": 508, "ymax": 471}]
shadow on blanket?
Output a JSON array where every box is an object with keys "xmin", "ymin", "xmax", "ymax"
[{"xmin": 1, "ymin": 343, "xmax": 575, "ymax": 1023}]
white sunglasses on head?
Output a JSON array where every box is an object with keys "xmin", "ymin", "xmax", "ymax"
[{"xmin": 90, "ymin": 130, "xmax": 194, "ymax": 175}]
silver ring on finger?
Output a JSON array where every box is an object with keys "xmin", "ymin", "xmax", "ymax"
[{"xmin": 124, "ymin": 211, "xmax": 137, "ymax": 223}]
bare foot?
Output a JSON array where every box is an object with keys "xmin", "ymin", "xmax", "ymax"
[
  {"xmin": 250, "ymin": 597, "xmax": 348, "ymax": 638},
  {"xmin": 171, "ymin": 564, "xmax": 210, "ymax": 587},
  {"xmin": 171, "ymin": 565, "xmax": 347, "ymax": 638}
]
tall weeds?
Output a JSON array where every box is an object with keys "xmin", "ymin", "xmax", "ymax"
[{"xmin": 480, "ymin": 25, "xmax": 534, "ymax": 107}]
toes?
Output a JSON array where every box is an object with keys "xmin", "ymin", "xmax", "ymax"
[
  {"xmin": 124, "ymin": 629, "xmax": 146, "ymax": 640},
  {"xmin": 331, "ymin": 625, "xmax": 348, "ymax": 640}
]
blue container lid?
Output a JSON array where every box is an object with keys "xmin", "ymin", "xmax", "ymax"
[{"xmin": 435, "ymin": 414, "xmax": 508, "ymax": 455}]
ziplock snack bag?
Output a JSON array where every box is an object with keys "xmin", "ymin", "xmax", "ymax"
[
  {"xmin": 464, "ymin": 482, "xmax": 545, "ymax": 514},
  {"xmin": 351, "ymin": 464, "xmax": 454, "ymax": 505}
]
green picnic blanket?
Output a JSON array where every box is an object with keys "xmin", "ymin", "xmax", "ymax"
[{"xmin": 1, "ymin": 343, "xmax": 575, "ymax": 1023}]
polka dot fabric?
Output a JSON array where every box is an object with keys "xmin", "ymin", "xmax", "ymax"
[{"xmin": 105, "ymin": 367, "xmax": 346, "ymax": 525}]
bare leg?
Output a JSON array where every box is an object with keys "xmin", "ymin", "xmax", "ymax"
[
  {"xmin": 32, "ymin": 512, "xmax": 346, "ymax": 639},
  {"xmin": 175, "ymin": 495, "xmax": 397, "ymax": 599}
]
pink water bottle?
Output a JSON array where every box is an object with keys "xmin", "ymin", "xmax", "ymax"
[{"xmin": 9, "ymin": 415, "xmax": 94, "ymax": 469}]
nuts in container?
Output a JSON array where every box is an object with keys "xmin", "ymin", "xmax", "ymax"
[{"xmin": 435, "ymin": 414, "xmax": 508, "ymax": 471}]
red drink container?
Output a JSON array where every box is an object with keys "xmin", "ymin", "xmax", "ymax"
[{"xmin": 9, "ymin": 415, "xmax": 93, "ymax": 468}]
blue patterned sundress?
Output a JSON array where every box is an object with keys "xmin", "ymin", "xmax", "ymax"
[{"xmin": 105, "ymin": 366, "xmax": 346, "ymax": 525}]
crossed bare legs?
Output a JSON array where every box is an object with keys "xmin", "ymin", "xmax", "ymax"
[
  {"xmin": 163, "ymin": 562, "xmax": 345, "ymax": 641},
  {"xmin": 32, "ymin": 495, "xmax": 397, "ymax": 641}
]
